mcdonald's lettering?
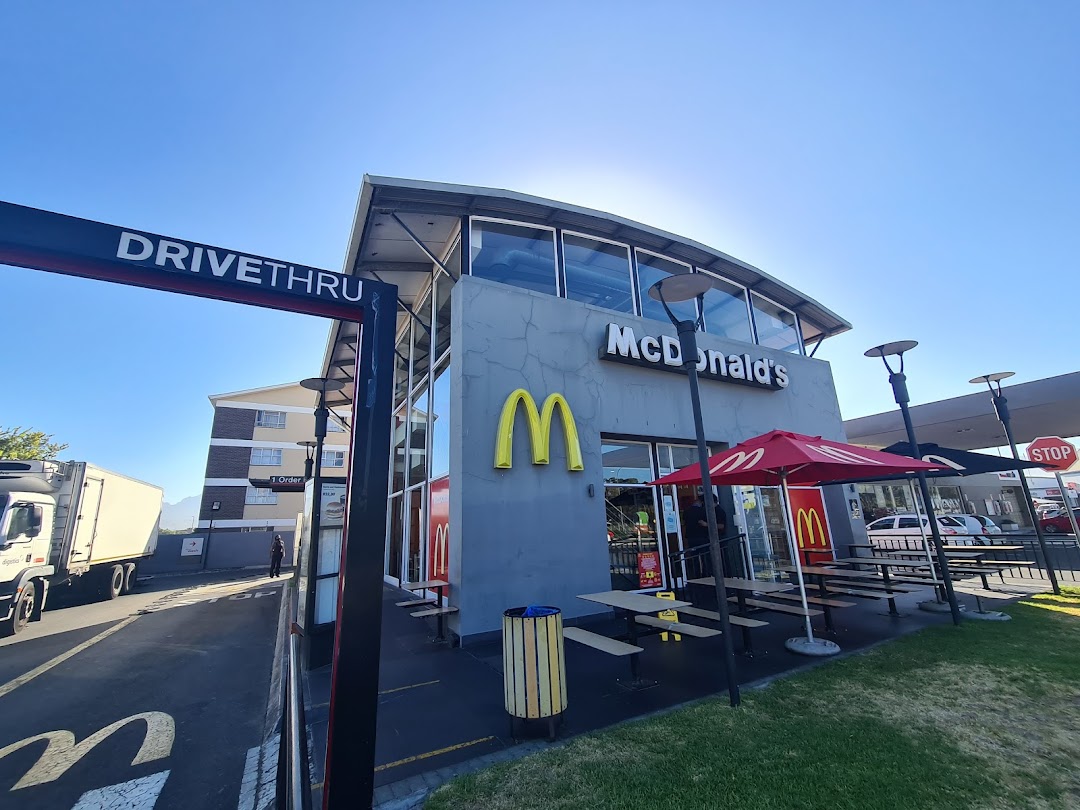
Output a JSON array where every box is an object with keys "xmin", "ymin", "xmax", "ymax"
[
  {"xmin": 796, "ymin": 508, "xmax": 828, "ymax": 549},
  {"xmin": 710, "ymin": 448, "xmax": 765, "ymax": 475},
  {"xmin": 0, "ymin": 711, "xmax": 174, "ymax": 790},
  {"xmin": 494, "ymin": 389, "xmax": 584, "ymax": 471}
]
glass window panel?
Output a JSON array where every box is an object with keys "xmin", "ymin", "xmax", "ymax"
[
  {"xmin": 752, "ymin": 294, "xmax": 801, "ymax": 353},
  {"xmin": 394, "ymin": 323, "xmax": 410, "ymax": 407},
  {"xmin": 635, "ymin": 251, "xmax": 696, "ymax": 324},
  {"xmin": 562, "ymin": 234, "xmax": 634, "ymax": 313},
  {"xmin": 429, "ymin": 362, "xmax": 450, "ymax": 480},
  {"xmin": 391, "ymin": 405, "xmax": 407, "ymax": 493},
  {"xmin": 255, "ymin": 410, "xmax": 286, "ymax": 428},
  {"xmin": 602, "ymin": 442, "xmax": 654, "ymax": 484},
  {"xmin": 432, "ymin": 241, "xmax": 459, "ymax": 361},
  {"xmin": 700, "ymin": 274, "xmax": 753, "ymax": 343},
  {"xmin": 408, "ymin": 385, "xmax": 429, "ymax": 487},
  {"xmin": 656, "ymin": 444, "xmax": 702, "ymax": 476},
  {"xmin": 604, "ymin": 486, "xmax": 662, "ymax": 591},
  {"xmin": 411, "ymin": 289, "xmax": 432, "ymax": 391},
  {"xmin": 470, "ymin": 220, "xmax": 557, "ymax": 295},
  {"xmin": 250, "ymin": 448, "xmax": 282, "ymax": 466},
  {"xmin": 387, "ymin": 494, "xmax": 403, "ymax": 580},
  {"xmin": 407, "ymin": 487, "xmax": 425, "ymax": 583}
]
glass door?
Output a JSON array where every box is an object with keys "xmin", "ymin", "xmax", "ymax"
[
  {"xmin": 736, "ymin": 485, "xmax": 791, "ymax": 582},
  {"xmin": 602, "ymin": 441, "xmax": 668, "ymax": 592}
]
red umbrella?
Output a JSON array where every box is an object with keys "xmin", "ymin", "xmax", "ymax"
[{"xmin": 651, "ymin": 430, "xmax": 947, "ymax": 655}]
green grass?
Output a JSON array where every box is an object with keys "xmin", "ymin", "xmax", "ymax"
[{"xmin": 427, "ymin": 588, "xmax": 1080, "ymax": 810}]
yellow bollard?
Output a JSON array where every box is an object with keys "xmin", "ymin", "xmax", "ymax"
[{"xmin": 656, "ymin": 591, "xmax": 681, "ymax": 642}]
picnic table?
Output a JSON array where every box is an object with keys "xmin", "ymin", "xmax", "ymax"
[
  {"xmin": 576, "ymin": 591, "xmax": 694, "ymax": 688},
  {"xmin": 686, "ymin": 577, "xmax": 792, "ymax": 651},
  {"xmin": 831, "ymin": 558, "xmax": 931, "ymax": 616}
]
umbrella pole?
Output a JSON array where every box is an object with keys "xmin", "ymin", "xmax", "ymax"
[
  {"xmin": 909, "ymin": 479, "xmax": 939, "ymax": 593},
  {"xmin": 778, "ymin": 475, "xmax": 814, "ymax": 642}
]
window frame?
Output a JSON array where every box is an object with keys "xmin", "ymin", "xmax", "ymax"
[
  {"xmin": 246, "ymin": 486, "xmax": 278, "ymax": 505},
  {"xmin": 633, "ymin": 248, "xmax": 697, "ymax": 324},
  {"xmin": 467, "ymin": 216, "xmax": 560, "ymax": 297},
  {"xmin": 321, "ymin": 449, "xmax": 346, "ymax": 468},
  {"xmin": 560, "ymin": 229, "xmax": 638, "ymax": 316},
  {"xmin": 693, "ymin": 267, "xmax": 755, "ymax": 343},
  {"xmin": 749, "ymin": 291, "xmax": 804, "ymax": 355},
  {"xmin": 254, "ymin": 410, "xmax": 287, "ymax": 429},
  {"xmin": 250, "ymin": 447, "xmax": 283, "ymax": 466}
]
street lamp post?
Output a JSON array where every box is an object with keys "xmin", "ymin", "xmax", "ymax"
[
  {"xmin": 298, "ymin": 439, "xmax": 318, "ymax": 481},
  {"xmin": 299, "ymin": 377, "xmax": 346, "ymax": 631},
  {"xmin": 203, "ymin": 500, "xmax": 220, "ymax": 571},
  {"xmin": 649, "ymin": 274, "xmax": 740, "ymax": 707},
  {"xmin": 865, "ymin": 341, "xmax": 963, "ymax": 625},
  {"xmin": 969, "ymin": 372, "xmax": 1061, "ymax": 595}
]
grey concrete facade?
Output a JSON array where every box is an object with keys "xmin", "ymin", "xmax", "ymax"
[
  {"xmin": 449, "ymin": 276, "xmax": 860, "ymax": 641},
  {"xmin": 141, "ymin": 530, "xmax": 296, "ymax": 574}
]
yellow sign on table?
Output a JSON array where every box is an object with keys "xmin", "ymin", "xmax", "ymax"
[{"xmin": 656, "ymin": 591, "xmax": 681, "ymax": 642}]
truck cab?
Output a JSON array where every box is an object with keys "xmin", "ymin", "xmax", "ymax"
[{"xmin": 0, "ymin": 490, "xmax": 57, "ymax": 634}]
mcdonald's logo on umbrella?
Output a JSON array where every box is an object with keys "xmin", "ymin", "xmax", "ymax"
[{"xmin": 494, "ymin": 389, "xmax": 584, "ymax": 471}]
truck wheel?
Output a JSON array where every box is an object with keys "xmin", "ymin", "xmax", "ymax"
[
  {"xmin": 1, "ymin": 581, "xmax": 36, "ymax": 636},
  {"xmin": 106, "ymin": 565, "xmax": 125, "ymax": 600},
  {"xmin": 122, "ymin": 563, "xmax": 137, "ymax": 594}
]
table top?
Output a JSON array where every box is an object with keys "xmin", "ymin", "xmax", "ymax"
[
  {"xmin": 833, "ymin": 557, "xmax": 930, "ymax": 569},
  {"xmin": 687, "ymin": 576, "xmax": 793, "ymax": 593},
  {"xmin": 941, "ymin": 545, "xmax": 1024, "ymax": 552},
  {"xmin": 944, "ymin": 551, "xmax": 984, "ymax": 559},
  {"xmin": 403, "ymin": 579, "xmax": 448, "ymax": 591},
  {"xmin": 577, "ymin": 590, "xmax": 691, "ymax": 613}
]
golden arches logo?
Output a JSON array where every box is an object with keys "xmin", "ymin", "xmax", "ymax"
[
  {"xmin": 433, "ymin": 523, "xmax": 448, "ymax": 577},
  {"xmin": 795, "ymin": 508, "xmax": 828, "ymax": 549},
  {"xmin": 494, "ymin": 389, "xmax": 584, "ymax": 471}
]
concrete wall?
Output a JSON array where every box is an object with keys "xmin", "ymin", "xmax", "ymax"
[
  {"xmin": 139, "ymin": 530, "xmax": 295, "ymax": 574},
  {"xmin": 450, "ymin": 276, "xmax": 851, "ymax": 641}
]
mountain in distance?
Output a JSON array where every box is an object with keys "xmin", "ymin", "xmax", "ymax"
[{"xmin": 161, "ymin": 495, "xmax": 200, "ymax": 531}]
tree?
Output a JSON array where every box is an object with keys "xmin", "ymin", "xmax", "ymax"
[{"xmin": 0, "ymin": 426, "xmax": 69, "ymax": 460}]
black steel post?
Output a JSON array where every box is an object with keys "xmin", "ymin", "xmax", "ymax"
[
  {"xmin": 677, "ymin": 319, "xmax": 741, "ymax": 707},
  {"xmin": 303, "ymin": 393, "xmax": 328, "ymax": 633},
  {"xmin": 891, "ymin": 371, "xmax": 963, "ymax": 625},
  {"xmin": 304, "ymin": 455, "xmax": 314, "ymax": 481},
  {"xmin": 991, "ymin": 392, "xmax": 1060, "ymax": 594},
  {"xmin": 322, "ymin": 288, "xmax": 396, "ymax": 810}
]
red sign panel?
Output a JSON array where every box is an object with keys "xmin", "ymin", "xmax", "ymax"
[
  {"xmin": 428, "ymin": 476, "xmax": 450, "ymax": 583},
  {"xmin": 637, "ymin": 552, "xmax": 661, "ymax": 589},
  {"xmin": 1027, "ymin": 437, "xmax": 1078, "ymax": 472},
  {"xmin": 788, "ymin": 487, "xmax": 833, "ymax": 565}
]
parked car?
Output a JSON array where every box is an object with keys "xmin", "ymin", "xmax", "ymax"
[
  {"xmin": 971, "ymin": 515, "xmax": 1004, "ymax": 535},
  {"xmin": 865, "ymin": 514, "xmax": 964, "ymax": 538},
  {"xmin": 1040, "ymin": 509, "xmax": 1080, "ymax": 535},
  {"xmin": 941, "ymin": 514, "xmax": 992, "ymax": 541}
]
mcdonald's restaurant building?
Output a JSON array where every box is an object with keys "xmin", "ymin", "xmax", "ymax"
[{"xmin": 320, "ymin": 177, "xmax": 863, "ymax": 644}]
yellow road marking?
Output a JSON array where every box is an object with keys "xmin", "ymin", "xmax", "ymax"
[
  {"xmin": 0, "ymin": 615, "xmax": 138, "ymax": 699},
  {"xmin": 374, "ymin": 736, "xmax": 495, "ymax": 772},
  {"xmin": 378, "ymin": 679, "xmax": 440, "ymax": 695}
]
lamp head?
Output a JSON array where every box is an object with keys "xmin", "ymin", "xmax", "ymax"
[
  {"xmin": 968, "ymin": 371, "xmax": 1015, "ymax": 385},
  {"xmin": 864, "ymin": 340, "xmax": 919, "ymax": 359},
  {"xmin": 647, "ymin": 273, "xmax": 713, "ymax": 303},
  {"xmin": 300, "ymin": 377, "xmax": 346, "ymax": 394}
]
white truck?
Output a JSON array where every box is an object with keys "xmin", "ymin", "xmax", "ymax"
[{"xmin": 0, "ymin": 460, "xmax": 162, "ymax": 635}]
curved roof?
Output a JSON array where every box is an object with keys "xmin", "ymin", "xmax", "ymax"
[{"xmin": 321, "ymin": 175, "xmax": 852, "ymax": 408}]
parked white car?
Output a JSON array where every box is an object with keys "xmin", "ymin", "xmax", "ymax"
[
  {"xmin": 865, "ymin": 514, "xmax": 964, "ymax": 538},
  {"xmin": 941, "ymin": 514, "xmax": 991, "ymax": 541},
  {"xmin": 971, "ymin": 515, "xmax": 1003, "ymax": 536}
]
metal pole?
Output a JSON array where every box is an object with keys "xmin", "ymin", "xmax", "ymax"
[
  {"xmin": 777, "ymin": 474, "xmax": 815, "ymax": 642},
  {"xmin": 891, "ymin": 372, "xmax": 963, "ymax": 624},
  {"xmin": 676, "ymin": 319, "xmax": 740, "ymax": 707},
  {"xmin": 1054, "ymin": 472, "xmax": 1080, "ymax": 540},
  {"xmin": 991, "ymin": 391, "xmax": 1061, "ymax": 594},
  {"xmin": 909, "ymin": 478, "xmax": 940, "ymax": 594},
  {"xmin": 304, "ymin": 392, "xmax": 328, "ymax": 632}
]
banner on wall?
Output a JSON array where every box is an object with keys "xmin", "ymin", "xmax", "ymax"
[
  {"xmin": 428, "ymin": 476, "xmax": 450, "ymax": 584},
  {"xmin": 788, "ymin": 487, "xmax": 834, "ymax": 565}
]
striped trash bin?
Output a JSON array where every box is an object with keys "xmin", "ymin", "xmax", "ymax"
[{"xmin": 502, "ymin": 606, "xmax": 567, "ymax": 740}]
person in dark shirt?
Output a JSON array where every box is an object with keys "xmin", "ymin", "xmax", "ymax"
[
  {"xmin": 683, "ymin": 493, "xmax": 727, "ymax": 545},
  {"xmin": 270, "ymin": 535, "xmax": 285, "ymax": 578}
]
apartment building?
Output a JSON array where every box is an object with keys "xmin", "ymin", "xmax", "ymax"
[{"xmin": 198, "ymin": 382, "xmax": 351, "ymax": 534}]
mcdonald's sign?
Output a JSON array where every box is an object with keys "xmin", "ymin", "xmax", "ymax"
[
  {"xmin": 494, "ymin": 389, "xmax": 584, "ymax": 471},
  {"xmin": 428, "ymin": 476, "xmax": 450, "ymax": 582},
  {"xmin": 788, "ymin": 487, "xmax": 833, "ymax": 563}
]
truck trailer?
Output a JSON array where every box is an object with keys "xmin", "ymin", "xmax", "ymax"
[{"xmin": 0, "ymin": 459, "xmax": 162, "ymax": 635}]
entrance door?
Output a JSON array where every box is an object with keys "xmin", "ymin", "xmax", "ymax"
[
  {"xmin": 735, "ymin": 485, "xmax": 791, "ymax": 582},
  {"xmin": 602, "ymin": 440, "xmax": 668, "ymax": 592}
]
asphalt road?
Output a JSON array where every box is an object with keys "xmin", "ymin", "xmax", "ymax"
[{"xmin": 0, "ymin": 571, "xmax": 285, "ymax": 810}]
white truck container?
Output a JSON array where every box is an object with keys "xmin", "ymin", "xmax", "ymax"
[{"xmin": 0, "ymin": 459, "xmax": 162, "ymax": 635}]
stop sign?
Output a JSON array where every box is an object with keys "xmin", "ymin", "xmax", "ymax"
[{"xmin": 1027, "ymin": 436, "xmax": 1079, "ymax": 471}]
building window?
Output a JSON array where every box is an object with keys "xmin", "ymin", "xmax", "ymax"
[
  {"xmin": 751, "ymin": 293, "xmax": 802, "ymax": 353},
  {"xmin": 407, "ymin": 385, "xmax": 429, "ymax": 487},
  {"xmin": 562, "ymin": 233, "xmax": 635, "ymax": 314},
  {"xmin": 250, "ymin": 448, "xmax": 282, "ymax": 466},
  {"xmin": 322, "ymin": 450, "xmax": 345, "ymax": 468},
  {"xmin": 432, "ymin": 240, "xmax": 458, "ymax": 362},
  {"xmin": 698, "ymin": 272, "xmax": 754, "ymax": 344},
  {"xmin": 246, "ymin": 487, "xmax": 278, "ymax": 505},
  {"xmin": 394, "ymin": 322, "xmax": 411, "ymax": 409},
  {"xmin": 470, "ymin": 219, "xmax": 557, "ymax": 296},
  {"xmin": 327, "ymin": 419, "xmax": 346, "ymax": 433},
  {"xmin": 429, "ymin": 361, "xmax": 450, "ymax": 481},
  {"xmin": 255, "ymin": 410, "xmax": 286, "ymax": 428},
  {"xmin": 411, "ymin": 288, "xmax": 432, "ymax": 392},
  {"xmin": 635, "ymin": 251, "xmax": 696, "ymax": 325}
]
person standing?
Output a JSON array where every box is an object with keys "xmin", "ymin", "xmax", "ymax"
[{"xmin": 270, "ymin": 534, "xmax": 285, "ymax": 578}]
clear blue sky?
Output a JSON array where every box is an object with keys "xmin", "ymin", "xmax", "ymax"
[{"xmin": 2, "ymin": 3, "xmax": 1078, "ymax": 502}]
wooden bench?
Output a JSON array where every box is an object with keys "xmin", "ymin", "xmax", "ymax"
[
  {"xmin": 634, "ymin": 614, "xmax": 722, "ymax": 638},
  {"xmin": 806, "ymin": 583, "xmax": 886, "ymax": 600},
  {"xmin": 824, "ymin": 579, "xmax": 922, "ymax": 594},
  {"xmin": 766, "ymin": 591, "xmax": 856, "ymax": 609},
  {"xmin": 410, "ymin": 606, "xmax": 460, "ymax": 618},
  {"xmin": 731, "ymin": 597, "xmax": 824, "ymax": 617},
  {"xmin": 396, "ymin": 597, "xmax": 436, "ymax": 608},
  {"xmin": 677, "ymin": 605, "xmax": 768, "ymax": 629},
  {"xmin": 563, "ymin": 626, "xmax": 643, "ymax": 656}
]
